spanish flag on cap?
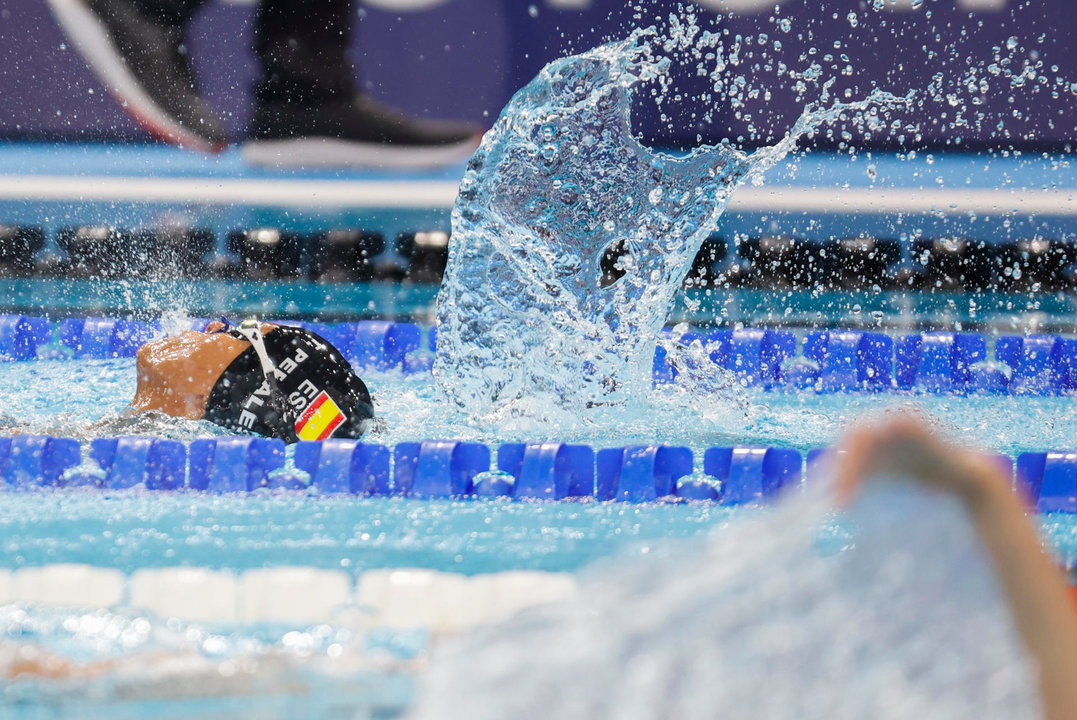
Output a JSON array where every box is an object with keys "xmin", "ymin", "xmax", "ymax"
[{"xmin": 295, "ymin": 391, "xmax": 347, "ymax": 441}]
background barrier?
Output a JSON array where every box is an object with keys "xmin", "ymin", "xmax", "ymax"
[
  {"xmin": 0, "ymin": 0, "xmax": 1073, "ymax": 149},
  {"xmin": 6, "ymin": 224, "xmax": 1077, "ymax": 294}
]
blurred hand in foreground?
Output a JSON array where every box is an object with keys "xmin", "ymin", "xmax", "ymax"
[
  {"xmin": 832, "ymin": 412, "xmax": 1077, "ymax": 720},
  {"xmin": 833, "ymin": 412, "xmax": 1011, "ymax": 510}
]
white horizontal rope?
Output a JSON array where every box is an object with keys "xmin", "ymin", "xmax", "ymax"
[
  {"xmin": 0, "ymin": 174, "xmax": 1072, "ymax": 214},
  {"xmin": 731, "ymin": 186, "xmax": 1077, "ymax": 216},
  {"xmin": 0, "ymin": 564, "xmax": 579, "ymax": 627},
  {"xmin": 0, "ymin": 175, "xmax": 460, "ymax": 209}
]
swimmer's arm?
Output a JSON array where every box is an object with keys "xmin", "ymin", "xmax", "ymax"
[
  {"xmin": 964, "ymin": 477, "xmax": 1077, "ymax": 720},
  {"xmin": 836, "ymin": 416, "xmax": 1077, "ymax": 720}
]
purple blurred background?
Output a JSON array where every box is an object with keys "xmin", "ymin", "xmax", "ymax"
[{"xmin": 0, "ymin": 0, "xmax": 1073, "ymax": 149}]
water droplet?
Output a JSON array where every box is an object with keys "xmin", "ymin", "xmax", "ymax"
[{"xmin": 435, "ymin": 17, "xmax": 912, "ymax": 414}]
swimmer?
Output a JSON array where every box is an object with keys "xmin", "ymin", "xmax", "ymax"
[
  {"xmin": 131, "ymin": 319, "xmax": 374, "ymax": 442},
  {"xmin": 835, "ymin": 414, "xmax": 1077, "ymax": 720}
]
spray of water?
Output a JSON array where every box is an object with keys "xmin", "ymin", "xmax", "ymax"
[
  {"xmin": 410, "ymin": 479, "xmax": 1038, "ymax": 720},
  {"xmin": 433, "ymin": 20, "xmax": 909, "ymax": 417}
]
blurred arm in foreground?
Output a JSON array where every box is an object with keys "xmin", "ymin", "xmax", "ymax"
[{"xmin": 834, "ymin": 414, "xmax": 1077, "ymax": 720}]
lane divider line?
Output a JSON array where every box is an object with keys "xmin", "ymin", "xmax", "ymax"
[{"xmin": 0, "ymin": 564, "xmax": 580, "ymax": 629}]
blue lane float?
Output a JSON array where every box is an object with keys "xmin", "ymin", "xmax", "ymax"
[
  {"xmin": 651, "ymin": 344, "xmax": 679, "ymax": 385},
  {"xmin": 996, "ymin": 335, "xmax": 1077, "ymax": 395},
  {"xmin": 393, "ymin": 441, "xmax": 490, "ymax": 498},
  {"xmin": 497, "ymin": 443, "xmax": 594, "ymax": 500},
  {"xmin": 969, "ymin": 363, "xmax": 1011, "ymax": 394},
  {"xmin": 708, "ymin": 328, "xmax": 796, "ymax": 387},
  {"xmin": 189, "ymin": 437, "xmax": 285, "ymax": 493},
  {"xmin": 653, "ymin": 329, "xmax": 709, "ymax": 385},
  {"xmin": 4, "ymin": 435, "xmax": 1077, "ymax": 512},
  {"xmin": 338, "ymin": 321, "xmax": 423, "ymax": 372},
  {"xmin": 1017, "ymin": 452, "xmax": 1077, "ymax": 513},
  {"xmin": 703, "ymin": 446, "xmax": 803, "ymax": 505},
  {"xmin": 294, "ymin": 439, "xmax": 391, "ymax": 495},
  {"xmin": 58, "ymin": 317, "xmax": 157, "ymax": 359},
  {"xmin": 0, "ymin": 315, "xmax": 52, "ymax": 360},
  {"xmin": 0, "ymin": 436, "xmax": 81, "ymax": 488},
  {"xmin": 595, "ymin": 445, "xmax": 693, "ymax": 502},
  {"xmin": 895, "ymin": 332, "xmax": 986, "ymax": 393},
  {"xmin": 87, "ymin": 437, "xmax": 186, "ymax": 490},
  {"xmin": 654, "ymin": 328, "xmax": 795, "ymax": 387},
  {"xmin": 8, "ymin": 315, "xmax": 1077, "ymax": 396},
  {"xmin": 803, "ymin": 330, "xmax": 893, "ymax": 392}
]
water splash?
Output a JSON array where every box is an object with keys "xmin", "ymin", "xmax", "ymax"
[
  {"xmin": 433, "ymin": 23, "xmax": 909, "ymax": 415},
  {"xmin": 410, "ymin": 480, "xmax": 1038, "ymax": 720}
]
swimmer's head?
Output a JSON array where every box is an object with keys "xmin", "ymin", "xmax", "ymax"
[{"xmin": 202, "ymin": 322, "xmax": 374, "ymax": 442}]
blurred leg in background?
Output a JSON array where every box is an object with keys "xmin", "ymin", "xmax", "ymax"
[
  {"xmin": 245, "ymin": 0, "xmax": 481, "ymax": 168},
  {"xmin": 46, "ymin": 0, "xmax": 222, "ymax": 151},
  {"xmin": 46, "ymin": 0, "xmax": 481, "ymax": 166}
]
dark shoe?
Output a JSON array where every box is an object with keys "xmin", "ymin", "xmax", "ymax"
[
  {"xmin": 46, "ymin": 0, "xmax": 227, "ymax": 151},
  {"xmin": 243, "ymin": 95, "xmax": 483, "ymax": 169}
]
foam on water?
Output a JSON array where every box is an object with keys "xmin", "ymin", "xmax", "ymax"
[
  {"xmin": 411, "ymin": 479, "xmax": 1039, "ymax": 720},
  {"xmin": 433, "ymin": 20, "xmax": 908, "ymax": 418}
]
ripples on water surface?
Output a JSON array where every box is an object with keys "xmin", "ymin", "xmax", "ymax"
[
  {"xmin": 1, "ymin": 356, "xmax": 1071, "ymax": 718},
  {"xmin": 2, "ymin": 358, "xmax": 1077, "ymax": 569},
  {"xmin": 4, "ymin": 357, "xmax": 1073, "ymax": 456}
]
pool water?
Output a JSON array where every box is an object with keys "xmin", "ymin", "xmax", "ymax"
[
  {"xmin": 1, "ymin": 9, "xmax": 1073, "ymax": 715},
  {"xmin": 1, "ymin": 355, "xmax": 1076, "ymax": 575},
  {"xmin": 4, "ymin": 335, "xmax": 1074, "ymax": 717}
]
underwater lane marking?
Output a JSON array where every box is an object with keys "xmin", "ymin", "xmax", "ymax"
[
  {"xmin": 0, "ymin": 175, "xmax": 1073, "ymax": 214},
  {"xmin": 1, "ymin": 564, "xmax": 580, "ymax": 628},
  {"xmin": 11, "ymin": 564, "xmax": 125, "ymax": 607}
]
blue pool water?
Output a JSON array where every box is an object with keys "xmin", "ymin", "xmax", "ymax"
[
  {"xmin": 3, "ymin": 354, "xmax": 1067, "ymax": 719},
  {"xmin": 1, "ymin": 355, "xmax": 1077, "ymax": 576}
]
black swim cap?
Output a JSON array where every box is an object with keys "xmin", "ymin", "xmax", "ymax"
[{"xmin": 203, "ymin": 325, "xmax": 374, "ymax": 443}]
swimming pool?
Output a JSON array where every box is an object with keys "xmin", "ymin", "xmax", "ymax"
[
  {"xmin": 3, "ymin": 343, "xmax": 1077, "ymax": 718},
  {"xmin": 2, "ymin": 6, "xmax": 1076, "ymax": 716}
]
